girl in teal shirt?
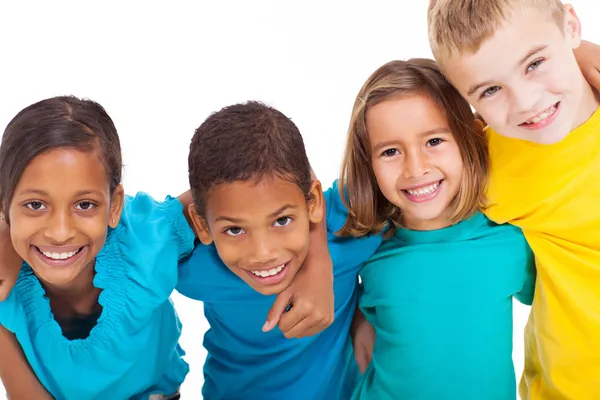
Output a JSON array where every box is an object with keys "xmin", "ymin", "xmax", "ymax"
[{"xmin": 339, "ymin": 59, "xmax": 536, "ymax": 399}]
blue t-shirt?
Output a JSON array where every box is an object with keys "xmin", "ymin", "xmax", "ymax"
[
  {"xmin": 176, "ymin": 181, "xmax": 383, "ymax": 399},
  {"xmin": 353, "ymin": 212, "xmax": 536, "ymax": 400},
  {"xmin": 0, "ymin": 193, "xmax": 195, "ymax": 400}
]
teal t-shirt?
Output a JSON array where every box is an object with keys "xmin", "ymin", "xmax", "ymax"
[
  {"xmin": 0, "ymin": 193, "xmax": 194, "ymax": 400},
  {"xmin": 353, "ymin": 212, "xmax": 535, "ymax": 400}
]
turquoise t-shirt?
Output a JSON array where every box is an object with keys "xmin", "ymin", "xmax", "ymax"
[
  {"xmin": 0, "ymin": 193, "xmax": 195, "ymax": 400},
  {"xmin": 176, "ymin": 181, "xmax": 384, "ymax": 399},
  {"xmin": 353, "ymin": 212, "xmax": 535, "ymax": 400}
]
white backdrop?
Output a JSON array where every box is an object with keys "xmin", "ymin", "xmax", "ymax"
[{"xmin": 1, "ymin": 1, "xmax": 598, "ymax": 398}]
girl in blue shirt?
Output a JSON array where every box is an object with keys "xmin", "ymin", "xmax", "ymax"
[
  {"xmin": 339, "ymin": 59, "xmax": 536, "ymax": 399},
  {"xmin": 0, "ymin": 96, "xmax": 194, "ymax": 399}
]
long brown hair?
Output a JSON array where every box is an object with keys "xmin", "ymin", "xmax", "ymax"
[{"xmin": 338, "ymin": 59, "xmax": 488, "ymax": 237}]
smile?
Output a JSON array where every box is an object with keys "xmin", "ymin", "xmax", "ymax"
[
  {"xmin": 245, "ymin": 260, "xmax": 290, "ymax": 285},
  {"xmin": 402, "ymin": 180, "xmax": 443, "ymax": 203},
  {"xmin": 251, "ymin": 264, "xmax": 286, "ymax": 277},
  {"xmin": 33, "ymin": 245, "xmax": 87, "ymax": 267},
  {"xmin": 520, "ymin": 102, "xmax": 560, "ymax": 129}
]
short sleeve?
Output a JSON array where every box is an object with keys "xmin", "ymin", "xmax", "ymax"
[
  {"xmin": 120, "ymin": 193, "xmax": 196, "ymax": 260},
  {"xmin": 514, "ymin": 242, "xmax": 536, "ymax": 305},
  {"xmin": 324, "ymin": 179, "xmax": 352, "ymax": 234}
]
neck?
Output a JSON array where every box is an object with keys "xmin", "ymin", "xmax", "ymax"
[
  {"xmin": 574, "ymin": 77, "xmax": 600, "ymax": 130},
  {"xmin": 401, "ymin": 215, "xmax": 453, "ymax": 231},
  {"xmin": 41, "ymin": 260, "xmax": 98, "ymax": 305}
]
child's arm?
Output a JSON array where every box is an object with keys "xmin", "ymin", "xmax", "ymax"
[
  {"xmin": 351, "ymin": 306, "xmax": 375, "ymax": 374},
  {"xmin": 0, "ymin": 325, "xmax": 53, "ymax": 399},
  {"xmin": 264, "ymin": 205, "xmax": 334, "ymax": 338},
  {"xmin": 0, "ymin": 219, "xmax": 22, "ymax": 301},
  {"xmin": 575, "ymin": 40, "xmax": 600, "ymax": 91}
]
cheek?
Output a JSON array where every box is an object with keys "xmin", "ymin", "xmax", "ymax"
[
  {"xmin": 442, "ymin": 147, "xmax": 465, "ymax": 182},
  {"xmin": 372, "ymin": 160, "xmax": 396, "ymax": 189},
  {"xmin": 212, "ymin": 239, "xmax": 241, "ymax": 267}
]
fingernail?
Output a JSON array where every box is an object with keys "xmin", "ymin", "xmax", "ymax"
[{"xmin": 262, "ymin": 321, "xmax": 272, "ymax": 332}]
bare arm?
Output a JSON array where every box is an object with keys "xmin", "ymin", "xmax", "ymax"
[
  {"xmin": 0, "ymin": 325, "xmax": 53, "ymax": 399},
  {"xmin": 0, "ymin": 219, "xmax": 21, "ymax": 301},
  {"xmin": 351, "ymin": 306, "xmax": 375, "ymax": 374},
  {"xmin": 575, "ymin": 40, "xmax": 600, "ymax": 91}
]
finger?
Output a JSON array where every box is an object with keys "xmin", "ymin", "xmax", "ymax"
[
  {"xmin": 279, "ymin": 314, "xmax": 311, "ymax": 339},
  {"xmin": 263, "ymin": 291, "xmax": 293, "ymax": 332}
]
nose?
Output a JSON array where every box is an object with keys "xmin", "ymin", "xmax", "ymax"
[
  {"xmin": 510, "ymin": 84, "xmax": 542, "ymax": 116},
  {"xmin": 402, "ymin": 149, "xmax": 430, "ymax": 179},
  {"xmin": 43, "ymin": 210, "xmax": 76, "ymax": 244},
  {"xmin": 247, "ymin": 231, "xmax": 278, "ymax": 266}
]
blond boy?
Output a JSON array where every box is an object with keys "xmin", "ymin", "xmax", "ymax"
[{"xmin": 428, "ymin": 1, "xmax": 600, "ymax": 398}]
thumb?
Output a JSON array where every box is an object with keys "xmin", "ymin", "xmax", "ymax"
[{"xmin": 263, "ymin": 289, "xmax": 293, "ymax": 332}]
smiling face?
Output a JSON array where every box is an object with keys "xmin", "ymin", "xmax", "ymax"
[
  {"xmin": 367, "ymin": 92, "xmax": 464, "ymax": 231},
  {"xmin": 190, "ymin": 174, "xmax": 323, "ymax": 296},
  {"xmin": 442, "ymin": 5, "xmax": 599, "ymax": 144},
  {"xmin": 7, "ymin": 148, "xmax": 123, "ymax": 290}
]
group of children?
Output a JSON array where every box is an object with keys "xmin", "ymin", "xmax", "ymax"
[{"xmin": 0, "ymin": 0, "xmax": 599, "ymax": 399}]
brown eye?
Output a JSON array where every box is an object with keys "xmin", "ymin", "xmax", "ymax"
[
  {"xmin": 274, "ymin": 217, "xmax": 292, "ymax": 227},
  {"xmin": 225, "ymin": 227, "xmax": 244, "ymax": 236},
  {"xmin": 25, "ymin": 201, "xmax": 45, "ymax": 210},
  {"xmin": 76, "ymin": 201, "xmax": 95, "ymax": 210}
]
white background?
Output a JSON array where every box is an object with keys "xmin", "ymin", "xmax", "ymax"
[{"xmin": 0, "ymin": 1, "xmax": 598, "ymax": 398}]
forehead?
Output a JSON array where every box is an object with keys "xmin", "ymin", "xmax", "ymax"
[
  {"xmin": 14, "ymin": 148, "xmax": 109, "ymax": 195},
  {"xmin": 442, "ymin": 8, "xmax": 564, "ymax": 93},
  {"xmin": 205, "ymin": 175, "xmax": 307, "ymax": 220},
  {"xmin": 366, "ymin": 94, "xmax": 449, "ymax": 139}
]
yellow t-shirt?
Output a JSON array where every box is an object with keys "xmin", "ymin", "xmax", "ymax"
[{"xmin": 484, "ymin": 107, "xmax": 600, "ymax": 399}]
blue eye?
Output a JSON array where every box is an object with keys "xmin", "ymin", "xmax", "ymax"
[
  {"xmin": 481, "ymin": 86, "xmax": 501, "ymax": 98},
  {"xmin": 527, "ymin": 58, "xmax": 544, "ymax": 72}
]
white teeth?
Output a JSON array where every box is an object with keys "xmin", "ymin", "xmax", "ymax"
[
  {"xmin": 251, "ymin": 264, "xmax": 285, "ymax": 277},
  {"xmin": 41, "ymin": 249, "xmax": 79, "ymax": 260},
  {"xmin": 526, "ymin": 105, "xmax": 556, "ymax": 124},
  {"xmin": 406, "ymin": 182, "xmax": 440, "ymax": 196}
]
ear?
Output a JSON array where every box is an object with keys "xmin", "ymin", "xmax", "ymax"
[
  {"xmin": 108, "ymin": 184, "xmax": 125, "ymax": 228},
  {"xmin": 188, "ymin": 203, "xmax": 213, "ymax": 245},
  {"xmin": 563, "ymin": 4, "xmax": 582, "ymax": 49},
  {"xmin": 473, "ymin": 115, "xmax": 486, "ymax": 136},
  {"xmin": 307, "ymin": 179, "xmax": 325, "ymax": 225}
]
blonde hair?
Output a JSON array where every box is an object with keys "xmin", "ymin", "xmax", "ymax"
[
  {"xmin": 338, "ymin": 59, "xmax": 488, "ymax": 238},
  {"xmin": 428, "ymin": 0, "xmax": 565, "ymax": 65}
]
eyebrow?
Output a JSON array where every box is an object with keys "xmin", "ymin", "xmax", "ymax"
[
  {"xmin": 16, "ymin": 189, "xmax": 104, "ymax": 197},
  {"xmin": 371, "ymin": 128, "xmax": 450, "ymax": 152},
  {"xmin": 467, "ymin": 44, "xmax": 548, "ymax": 96},
  {"xmin": 215, "ymin": 204, "xmax": 299, "ymax": 223}
]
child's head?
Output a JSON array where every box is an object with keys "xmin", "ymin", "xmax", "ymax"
[
  {"xmin": 0, "ymin": 96, "xmax": 124, "ymax": 289},
  {"xmin": 187, "ymin": 101, "xmax": 324, "ymax": 296},
  {"xmin": 428, "ymin": 0, "xmax": 598, "ymax": 144},
  {"xmin": 339, "ymin": 59, "xmax": 488, "ymax": 234}
]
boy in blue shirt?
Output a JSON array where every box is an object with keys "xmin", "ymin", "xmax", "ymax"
[{"xmin": 176, "ymin": 101, "xmax": 382, "ymax": 399}]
